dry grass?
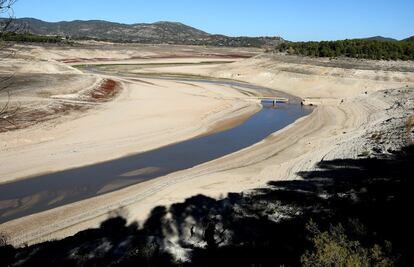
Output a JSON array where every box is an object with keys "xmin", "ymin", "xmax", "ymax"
[
  {"xmin": 405, "ymin": 115, "xmax": 413, "ymax": 144},
  {"xmin": 0, "ymin": 232, "xmax": 8, "ymax": 247},
  {"xmin": 370, "ymin": 132, "xmax": 383, "ymax": 143}
]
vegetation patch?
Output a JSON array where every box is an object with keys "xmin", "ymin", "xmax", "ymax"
[
  {"xmin": 275, "ymin": 39, "xmax": 414, "ymax": 60},
  {"xmin": 0, "ymin": 32, "xmax": 64, "ymax": 43}
]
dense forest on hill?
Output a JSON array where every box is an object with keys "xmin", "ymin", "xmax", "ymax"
[{"xmin": 276, "ymin": 39, "xmax": 414, "ymax": 60}]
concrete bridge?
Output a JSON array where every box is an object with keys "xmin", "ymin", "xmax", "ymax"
[
  {"xmin": 259, "ymin": 97, "xmax": 289, "ymax": 103},
  {"xmin": 249, "ymin": 97, "xmax": 289, "ymax": 106}
]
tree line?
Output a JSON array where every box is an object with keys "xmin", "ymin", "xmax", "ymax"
[
  {"xmin": 0, "ymin": 32, "xmax": 63, "ymax": 43},
  {"xmin": 276, "ymin": 39, "xmax": 414, "ymax": 60}
]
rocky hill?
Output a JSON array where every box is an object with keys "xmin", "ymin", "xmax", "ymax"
[{"xmin": 7, "ymin": 18, "xmax": 284, "ymax": 47}]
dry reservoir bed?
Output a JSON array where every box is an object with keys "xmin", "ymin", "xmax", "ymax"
[{"xmin": 0, "ymin": 78, "xmax": 311, "ymax": 223}]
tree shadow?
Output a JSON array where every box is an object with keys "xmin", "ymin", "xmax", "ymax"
[
  {"xmin": 3, "ymin": 145, "xmax": 413, "ymax": 266},
  {"xmin": 166, "ymin": 145, "xmax": 413, "ymax": 266}
]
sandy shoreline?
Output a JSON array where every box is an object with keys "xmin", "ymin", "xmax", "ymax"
[{"xmin": 1, "ymin": 43, "xmax": 413, "ymax": 246}]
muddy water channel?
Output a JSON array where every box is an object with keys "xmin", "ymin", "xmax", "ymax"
[{"xmin": 0, "ymin": 74, "xmax": 312, "ymax": 224}]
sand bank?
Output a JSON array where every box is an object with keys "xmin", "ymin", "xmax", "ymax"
[{"xmin": 0, "ymin": 75, "xmax": 259, "ymax": 184}]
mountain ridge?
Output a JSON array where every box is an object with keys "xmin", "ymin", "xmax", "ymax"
[
  {"xmin": 6, "ymin": 17, "xmax": 283, "ymax": 47},
  {"xmin": 361, "ymin": 36, "xmax": 398, "ymax": 42}
]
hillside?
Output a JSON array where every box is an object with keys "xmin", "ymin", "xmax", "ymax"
[
  {"xmin": 362, "ymin": 35, "xmax": 398, "ymax": 42},
  {"xmin": 6, "ymin": 18, "xmax": 284, "ymax": 47},
  {"xmin": 403, "ymin": 36, "xmax": 414, "ymax": 42}
]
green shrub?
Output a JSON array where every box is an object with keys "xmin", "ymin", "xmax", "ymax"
[{"xmin": 301, "ymin": 220, "xmax": 396, "ymax": 267}]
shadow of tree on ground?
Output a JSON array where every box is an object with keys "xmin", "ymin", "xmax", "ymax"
[{"xmin": 2, "ymin": 145, "xmax": 413, "ymax": 266}]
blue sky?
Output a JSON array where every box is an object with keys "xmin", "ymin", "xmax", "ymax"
[{"xmin": 11, "ymin": 0, "xmax": 414, "ymax": 41}]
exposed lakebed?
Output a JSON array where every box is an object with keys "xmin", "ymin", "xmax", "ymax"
[{"xmin": 0, "ymin": 76, "xmax": 312, "ymax": 224}]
